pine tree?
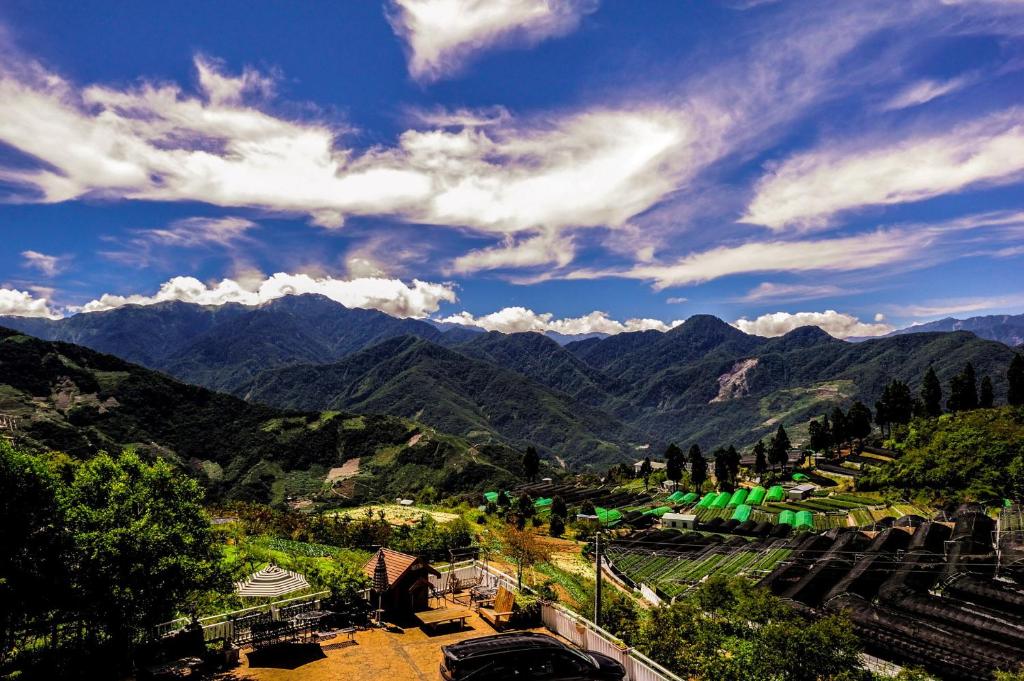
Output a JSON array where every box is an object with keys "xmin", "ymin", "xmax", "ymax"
[
  {"xmin": 548, "ymin": 514, "xmax": 565, "ymax": 538},
  {"xmin": 522, "ymin": 446, "xmax": 540, "ymax": 481},
  {"xmin": 726, "ymin": 445, "xmax": 741, "ymax": 486},
  {"xmin": 551, "ymin": 495, "xmax": 567, "ymax": 519},
  {"xmin": 962, "ymin": 363, "xmax": 978, "ymax": 410},
  {"xmin": 874, "ymin": 399, "xmax": 889, "ymax": 438},
  {"xmin": 847, "ymin": 401, "xmax": 873, "ymax": 440},
  {"xmin": 713, "ymin": 448, "xmax": 729, "ymax": 491},
  {"xmin": 688, "ymin": 444, "xmax": 707, "ymax": 494},
  {"xmin": 829, "ymin": 406, "xmax": 847, "ymax": 450},
  {"xmin": 752, "ymin": 440, "xmax": 767, "ymax": 476},
  {"xmin": 664, "ymin": 443, "xmax": 684, "ymax": 491},
  {"xmin": 769, "ymin": 425, "xmax": 791, "ymax": 471},
  {"xmin": 979, "ymin": 376, "xmax": 994, "ymax": 409},
  {"xmin": 1010, "ymin": 354, "xmax": 1024, "ymax": 407},
  {"xmin": 921, "ymin": 366, "xmax": 942, "ymax": 417},
  {"xmin": 639, "ymin": 457, "xmax": 653, "ymax": 491}
]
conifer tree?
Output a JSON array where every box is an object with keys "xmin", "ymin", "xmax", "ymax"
[
  {"xmin": 1009, "ymin": 354, "xmax": 1024, "ymax": 407},
  {"xmin": 847, "ymin": 401, "xmax": 873, "ymax": 440},
  {"xmin": 664, "ymin": 443, "xmax": 684, "ymax": 491},
  {"xmin": 921, "ymin": 366, "xmax": 943, "ymax": 417},
  {"xmin": 979, "ymin": 376, "xmax": 994, "ymax": 409},
  {"xmin": 769, "ymin": 425, "xmax": 791, "ymax": 471},
  {"xmin": 688, "ymin": 444, "xmax": 707, "ymax": 494},
  {"xmin": 752, "ymin": 440, "xmax": 767, "ymax": 476},
  {"xmin": 522, "ymin": 445, "xmax": 540, "ymax": 481}
]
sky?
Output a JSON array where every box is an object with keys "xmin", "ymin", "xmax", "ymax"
[{"xmin": 1, "ymin": 0, "xmax": 1023, "ymax": 338}]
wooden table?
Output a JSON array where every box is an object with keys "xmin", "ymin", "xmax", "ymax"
[{"xmin": 415, "ymin": 607, "xmax": 471, "ymax": 631}]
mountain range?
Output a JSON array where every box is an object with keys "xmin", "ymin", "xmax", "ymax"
[
  {"xmin": 0, "ymin": 325, "xmax": 522, "ymax": 503},
  {"xmin": 2, "ymin": 296, "xmax": 1019, "ymax": 469},
  {"xmin": 884, "ymin": 313, "xmax": 1024, "ymax": 347}
]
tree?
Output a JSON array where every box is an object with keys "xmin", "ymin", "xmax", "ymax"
[
  {"xmin": 948, "ymin": 363, "xmax": 979, "ymax": 412},
  {"xmin": 752, "ymin": 440, "xmax": 767, "ymax": 477},
  {"xmin": 639, "ymin": 457, "xmax": 653, "ymax": 491},
  {"xmin": 713, "ymin": 448, "xmax": 729, "ymax": 491},
  {"xmin": 921, "ymin": 366, "xmax": 943, "ymax": 417},
  {"xmin": 829, "ymin": 406, "xmax": 847, "ymax": 449},
  {"xmin": 979, "ymin": 375, "xmax": 994, "ymax": 409},
  {"xmin": 550, "ymin": 495, "xmax": 567, "ymax": 519},
  {"xmin": 515, "ymin": 492, "xmax": 534, "ymax": 519},
  {"xmin": 769, "ymin": 425, "xmax": 791, "ymax": 472},
  {"xmin": 877, "ymin": 380, "xmax": 914, "ymax": 432},
  {"xmin": 726, "ymin": 445, "xmax": 741, "ymax": 487},
  {"xmin": 548, "ymin": 514, "xmax": 565, "ymax": 538},
  {"xmin": 500, "ymin": 525, "xmax": 550, "ymax": 591},
  {"xmin": 664, "ymin": 443, "xmax": 684, "ymax": 491},
  {"xmin": 846, "ymin": 401, "xmax": 873, "ymax": 440},
  {"xmin": 808, "ymin": 419, "xmax": 829, "ymax": 453},
  {"xmin": 522, "ymin": 445, "xmax": 540, "ymax": 481},
  {"xmin": 1010, "ymin": 354, "xmax": 1024, "ymax": 407},
  {"xmin": 496, "ymin": 490, "xmax": 511, "ymax": 508},
  {"xmin": 61, "ymin": 450, "xmax": 226, "ymax": 655},
  {"xmin": 688, "ymin": 444, "xmax": 707, "ymax": 493},
  {"xmin": 580, "ymin": 499, "xmax": 596, "ymax": 516}
]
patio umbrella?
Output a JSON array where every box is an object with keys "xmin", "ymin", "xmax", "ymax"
[
  {"xmin": 372, "ymin": 552, "xmax": 389, "ymax": 622},
  {"xmin": 235, "ymin": 564, "xmax": 310, "ymax": 598}
]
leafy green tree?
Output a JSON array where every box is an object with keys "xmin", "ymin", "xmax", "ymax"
[
  {"xmin": 664, "ymin": 443, "xmax": 684, "ymax": 491},
  {"xmin": 769, "ymin": 425, "xmax": 791, "ymax": 471},
  {"xmin": 550, "ymin": 495, "xmax": 567, "ymax": 519},
  {"xmin": 522, "ymin": 445, "xmax": 540, "ymax": 481},
  {"xmin": 880, "ymin": 380, "xmax": 914, "ymax": 429},
  {"xmin": 846, "ymin": 401, "xmax": 873, "ymax": 440},
  {"xmin": 0, "ymin": 443, "xmax": 68, "ymax": 663},
  {"xmin": 496, "ymin": 489, "xmax": 511, "ymax": 508},
  {"xmin": 515, "ymin": 492, "xmax": 534, "ymax": 519},
  {"xmin": 500, "ymin": 525, "xmax": 549, "ymax": 591},
  {"xmin": 752, "ymin": 440, "xmax": 767, "ymax": 477},
  {"xmin": 921, "ymin": 366, "xmax": 943, "ymax": 417},
  {"xmin": 979, "ymin": 375, "xmax": 994, "ymax": 409},
  {"xmin": 688, "ymin": 444, "xmax": 707, "ymax": 493},
  {"xmin": 61, "ymin": 450, "xmax": 227, "ymax": 655},
  {"xmin": 1009, "ymin": 354, "xmax": 1024, "ymax": 407}
]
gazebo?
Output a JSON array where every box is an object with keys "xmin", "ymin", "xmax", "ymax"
[
  {"xmin": 362, "ymin": 548, "xmax": 440, "ymax": 617},
  {"xmin": 234, "ymin": 564, "xmax": 311, "ymax": 598}
]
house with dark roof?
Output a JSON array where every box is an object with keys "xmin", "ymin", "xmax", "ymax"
[{"xmin": 362, "ymin": 547, "xmax": 441, "ymax": 616}]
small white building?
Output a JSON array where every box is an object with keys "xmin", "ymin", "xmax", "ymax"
[
  {"xmin": 661, "ymin": 513, "xmax": 697, "ymax": 530},
  {"xmin": 788, "ymin": 484, "xmax": 816, "ymax": 501}
]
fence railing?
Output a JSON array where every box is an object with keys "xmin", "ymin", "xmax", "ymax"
[
  {"xmin": 153, "ymin": 590, "xmax": 330, "ymax": 639},
  {"xmin": 540, "ymin": 601, "xmax": 683, "ymax": 681}
]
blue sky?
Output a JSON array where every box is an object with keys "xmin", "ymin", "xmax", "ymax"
[{"xmin": 1, "ymin": 0, "xmax": 1023, "ymax": 338}]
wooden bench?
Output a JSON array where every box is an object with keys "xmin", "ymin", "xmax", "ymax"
[
  {"xmin": 416, "ymin": 607, "xmax": 472, "ymax": 631},
  {"xmin": 479, "ymin": 587, "xmax": 515, "ymax": 630}
]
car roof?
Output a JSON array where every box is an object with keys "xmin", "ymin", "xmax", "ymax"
[{"xmin": 443, "ymin": 632, "xmax": 569, "ymax": 659}]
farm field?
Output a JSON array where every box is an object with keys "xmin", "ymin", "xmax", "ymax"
[{"xmin": 329, "ymin": 504, "xmax": 460, "ymax": 525}]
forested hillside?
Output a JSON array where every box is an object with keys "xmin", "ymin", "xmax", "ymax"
[
  {"xmin": 3, "ymin": 297, "xmax": 1019, "ymax": 469},
  {"xmin": 0, "ymin": 327, "xmax": 521, "ymax": 503}
]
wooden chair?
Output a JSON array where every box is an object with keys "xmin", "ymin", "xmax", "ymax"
[{"xmin": 479, "ymin": 587, "xmax": 515, "ymax": 630}]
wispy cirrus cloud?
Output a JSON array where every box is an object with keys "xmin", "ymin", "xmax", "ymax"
[
  {"xmin": 449, "ymin": 231, "xmax": 575, "ymax": 274},
  {"xmin": 733, "ymin": 310, "xmax": 892, "ymax": 338},
  {"xmin": 386, "ymin": 0, "xmax": 597, "ymax": 83},
  {"xmin": 99, "ymin": 216, "xmax": 257, "ymax": 267},
  {"xmin": 881, "ymin": 75, "xmax": 973, "ymax": 111},
  {"xmin": 740, "ymin": 282, "xmax": 846, "ymax": 302},
  {"xmin": 21, "ymin": 250, "xmax": 66, "ymax": 277},
  {"xmin": 889, "ymin": 292, "xmax": 1024, "ymax": 320},
  {"xmin": 742, "ymin": 109, "xmax": 1024, "ymax": 231}
]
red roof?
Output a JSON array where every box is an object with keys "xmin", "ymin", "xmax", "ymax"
[{"xmin": 362, "ymin": 547, "xmax": 439, "ymax": 586}]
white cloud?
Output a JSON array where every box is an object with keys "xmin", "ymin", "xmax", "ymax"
[
  {"xmin": 616, "ymin": 228, "xmax": 932, "ymax": 290},
  {"xmin": 881, "ymin": 76, "xmax": 971, "ymax": 111},
  {"xmin": 741, "ymin": 282, "xmax": 844, "ymax": 302},
  {"xmin": 21, "ymin": 250, "xmax": 65, "ymax": 277},
  {"xmin": 450, "ymin": 231, "xmax": 574, "ymax": 273},
  {"xmin": 890, "ymin": 293, "xmax": 1024, "ymax": 319},
  {"xmin": 733, "ymin": 310, "xmax": 893, "ymax": 339},
  {"xmin": 439, "ymin": 306, "xmax": 682, "ymax": 335},
  {"xmin": 0, "ymin": 288, "xmax": 59, "ymax": 318},
  {"xmin": 743, "ymin": 109, "xmax": 1024, "ymax": 231},
  {"xmin": 874, "ymin": 312, "xmax": 886, "ymax": 322},
  {"xmin": 0, "ymin": 56, "xmax": 693, "ymax": 253},
  {"xmin": 666, "ymin": 297, "xmax": 688, "ymax": 304},
  {"xmin": 387, "ymin": 0, "xmax": 596, "ymax": 83},
  {"xmin": 78, "ymin": 273, "xmax": 457, "ymax": 319},
  {"xmin": 136, "ymin": 216, "xmax": 257, "ymax": 248}
]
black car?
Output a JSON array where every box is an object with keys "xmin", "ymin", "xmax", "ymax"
[{"xmin": 440, "ymin": 632, "xmax": 626, "ymax": 680}]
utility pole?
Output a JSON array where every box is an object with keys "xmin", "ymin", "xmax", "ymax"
[{"xmin": 594, "ymin": 529, "xmax": 602, "ymax": 627}]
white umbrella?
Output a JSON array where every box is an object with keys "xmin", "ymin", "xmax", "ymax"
[{"xmin": 235, "ymin": 564, "xmax": 310, "ymax": 598}]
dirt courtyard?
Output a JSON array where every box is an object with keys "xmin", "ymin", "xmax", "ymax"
[{"xmin": 215, "ymin": 611, "xmax": 552, "ymax": 681}]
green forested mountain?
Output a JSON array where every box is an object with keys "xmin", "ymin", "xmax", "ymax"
[
  {"xmin": 0, "ymin": 327, "xmax": 521, "ymax": 503},
  {"xmin": 3, "ymin": 297, "xmax": 1019, "ymax": 470}
]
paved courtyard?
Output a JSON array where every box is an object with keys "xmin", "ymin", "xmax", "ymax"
[{"xmin": 216, "ymin": 611, "xmax": 552, "ymax": 681}]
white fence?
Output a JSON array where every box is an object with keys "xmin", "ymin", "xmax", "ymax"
[
  {"xmin": 638, "ymin": 583, "xmax": 662, "ymax": 606},
  {"xmin": 540, "ymin": 601, "xmax": 683, "ymax": 681},
  {"xmin": 153, "ymin": 590, "xmax": 330, "ymax": 640}
]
